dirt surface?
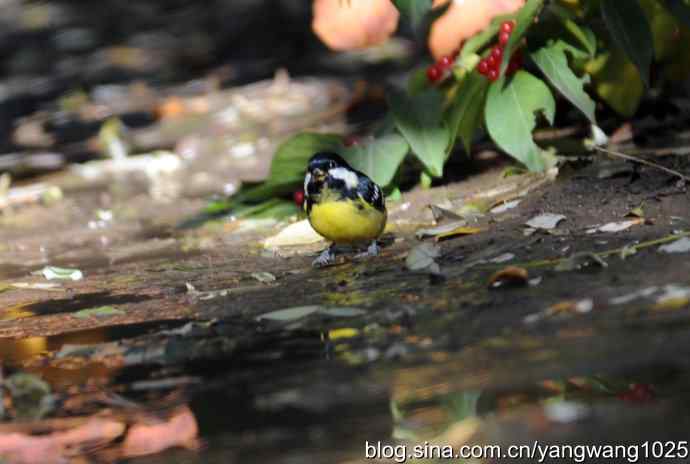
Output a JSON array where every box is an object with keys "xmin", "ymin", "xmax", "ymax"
[
  {"xmin": 5, "ymin": 1, "xmax": 690, "ymax": 461},
  {"xmin": 1, "ymin": 142, "xmax": 690, "ymax": 462}
]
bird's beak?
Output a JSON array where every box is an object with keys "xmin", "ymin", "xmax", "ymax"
[{"xmin": 313, "ymin": 168, "xmax": 326, "ymax": 180}]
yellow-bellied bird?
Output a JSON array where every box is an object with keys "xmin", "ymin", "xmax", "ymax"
[{"xmin": 304, "ymin": 152, "xmax": 387, "ymax": 267}]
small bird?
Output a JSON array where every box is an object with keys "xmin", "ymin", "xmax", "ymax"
[{"xmin": 304, "ymin": 152, "xmax": 387, "ymax": 267}]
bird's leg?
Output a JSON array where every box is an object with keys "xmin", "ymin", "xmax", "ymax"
[
  {"xmin": 354, "ymin": 240, "xmax": 380, "ymax": 260},
  {"xmin": 312, "ymin": 243, "xmax": 336, "ymax": 268}
]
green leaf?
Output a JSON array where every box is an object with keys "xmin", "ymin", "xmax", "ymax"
[
  {"xmin": 531, "ymin": 41, "xmax": 597, "ymax": 124},
  {"xmin": 600, "ymin": 0, "xmax": 654, "ymax": 87},
  {"xmin": 236, "ymin": 199, "xmax": 300, "ymax": 220},
  {"xmin": 500, "ymin": 0, "xmax": 545, "ymax": 75},
  {"xmin": 588, "ymin": 48, "xmax": 644, "ymax": 117},
  {"xmin": 420, "ymin": 171, "xmax": 433, "ymax": 189},
  {"xmin": 388, "ymin": 89, "xmax": 449, "ymax": 177},
  {"xmin": 74, "ymin": 305, "xmax": 126, "ymax": 319},
  {"xmin": 460, "ymin": 12, "xmax": 515, "ymax": 61},
  {"xmin": 408, "ymin": 66, "xmax": 430, "ymax": 95},
  {"xmin": 446, "ymin": 72, "xmax": 489, "ymax": 154},
  {"xmin": 340, "ymin": 133, "xmax": 409, "ymax": 187},
  {"xmin": 257, "ymin": 305, "xmax": 365, "ymax": 321},
  {"xmin": 569, "ymin": 25, "xmax": 597, "ymax": 58},
  {"xmin": 394, "ymin": 0, "xmax": 450, "ymax": 37},
  {"xmin": 392, "ymin": 0, "xmax": 432, "ymax": 32},
  {"xmin": 205, "ymin": 198, "xmax": 299, "ymax": 219},
  {"xmin": 257, "ymin": 306, "xmax": 320, "ymax": 321},
  {"xmin": 35, "ymin": 266, "xmax": 83, "ymax": 281},
  {"xmin": 664, "ymin": 0, "xmax": 690, "ymax": 29},
  {"xmin": 234, "ymin": 133, "xmax": 342, "ymax": 204},
  {"xmin": 386, "ymin": 187, "xmax": 402, "ymax": 201},
  {"xmin": 5, "ymin": 373, "xmax": 54, "ymax": 420},
  {"xmin": 485, "ymin": 71, "xmax": 555, "ymax": 172},
  {"xmin": 320, "ymin": 307, "xmax": 366, "ymax": 317},
  {"xmin": 550, "ymin": 5, "xmax": 597, "ymax": 57},
  {"xmin": 268, "ymin": 133, "xmax": 343, "ymax": 186}
]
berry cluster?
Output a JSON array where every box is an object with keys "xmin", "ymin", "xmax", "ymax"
[
  {"xmin": 426, "ymin": 52, "xmax": 458, "ymax": 84},
  {"xmin": 476, "ymin": 20, "xmax": 522, "ymax": 82},
  {"xmin": 617, "ymin": 383, "xmax": 654, "ymax": 403}
]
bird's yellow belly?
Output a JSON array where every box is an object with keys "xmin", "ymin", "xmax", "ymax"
[{"xmin": 309, "ymin": 200, "xmax": 386, "ymax": 243}]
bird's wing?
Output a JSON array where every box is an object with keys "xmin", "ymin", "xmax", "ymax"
[{"xmin": 356, "ymin": 175, "xmax": 385, "ymax": 212}]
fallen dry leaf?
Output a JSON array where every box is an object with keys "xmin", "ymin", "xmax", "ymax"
[
  {"xmin": 56, "ymin": 418, "xmax": 126, "ymax": 448},
  {"xmin": 596, "ymin": 218, "xmax": 643, "ymax": 233},
  {"xmin": 416, "ymin": 220, "xmax": 467, "ymax": 240},
  {"xmin": 488, "ymin": 266, "xmax": 528, "ymax": 288},
  {"xmin": 652, "ymin": 285, "xmax": 690, "ymax": 311},
  {"xmin": 489, "ymin": 252, "xmax": 515, "ymax": 264},
  {"xmin": 429, "ymin": 204, "xmax": 463, "ymax": 222},
  {"xmin": 625, "ymin": 205, "xmax": 645, "ymax": 218},
  {"xmin": 263, "ymin": 219, "xmax": 324, "ymax": 249},
  {"xmin": 0, "ymin": 433, "xmax": 63, "ymax": 464},
  {"xmin": 547, "ymin": 299, "xmax": 593, "ymax": 317},
  {"xmin": 0, "ymin": 418, "xmax": 125, "ymax": 464},
  {"xmin": 525, "ymin": 213, "xmax": 566, "ymax": 230},
  {"xmin": 490, "ymin": 199, "xmax": 521, "ymax": 214},
  {"xmin": 406, "ymin": 242, "xmax": 442, "ymax": 275},
  {"xmin": 121, "ymin": 406, "xmax": 199, "ymax": 458},
  {"xmin": 659, "ymin": 237, "xmax": 690, "ymax": 254},
  {"xmin": 435, "ymin": 226, "xmax": 482, "ymax": 241}
]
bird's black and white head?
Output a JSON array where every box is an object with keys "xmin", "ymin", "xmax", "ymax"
[
  {"xmin": 307, "ymin": 152, "xmax": 350, "ymax": 179},
  {"xmin": 305, "ymin": 151, "xmax": 359, "ymax": 193},
  {"xmin": 303, "ymin": 151, "xmax": 385, "ymax": 213}
]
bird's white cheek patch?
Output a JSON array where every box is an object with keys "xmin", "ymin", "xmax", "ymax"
[
  {"xmin": 329, "ymin": 167, "xmax": 358, "ymax": 189},
  {"xmin": 304, "ymin": 172, "xmax": 311, "ymax": 196}
]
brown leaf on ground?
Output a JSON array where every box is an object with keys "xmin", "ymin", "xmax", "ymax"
[
  {"xmin": 121, "ymin": 405, "xmax": 199, "ymax": 458},
  {"xmin": 488, "ymin": 266, "xmax": 528, "ymax": 288},
  {"xmin": 0, "ymin": 418, "xmax": 125, "ymax": 464}
]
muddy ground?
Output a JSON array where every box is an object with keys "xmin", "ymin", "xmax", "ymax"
[
  {"xmin": 0, "ymin": 3, "xmax": 689, "ymax": 458},
  {"xmin": 1, "ymin": 138, "xmax": 690, "ymax": 462}
]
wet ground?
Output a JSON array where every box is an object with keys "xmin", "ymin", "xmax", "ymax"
[
  {"xmin": 0, "ymin": 2, "xmax": 690, "ymax": 459},
  {"xmin": 1, "ymin": 123, "xmax": 690, "ymax": 462}
]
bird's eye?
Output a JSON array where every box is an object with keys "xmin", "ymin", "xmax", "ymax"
[{"xmin": 328, "ymin": 161, "xmax": 336, "ymax": 169}]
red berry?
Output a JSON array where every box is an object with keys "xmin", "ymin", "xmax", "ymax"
[
  {"xmin": 491, "ymin": 46, "xmax": 503, "ymax": 61},
  {"xmin": 426, "ymin": 65, "xmax": 442, "ymax": 82},
  {"xmin": 487, "ymin": 55, "xmax": 497, "ymax": 69},
  {"xmin": 343, "ymin": 135, "xmax": 360, "ymax": 147},
  {"xmin": 293, "ymin": 189, "xmax": 305, "ymax": 206},
  {"xmin": 477, "ymin": 59, "xmax": 489, "ymax": 75},
  {"xmin": 631, "ymin": 384, "xmax": 654, "ymax": 401},
  {"xmin": 439, "ymin": 55, "xmax": 454, "ymax": 69},
  {"xmin": 499, "ymin": 31, "xmax": 511, "ymax": 46},
  {"xmin": 619, "ymin": 384, "xmax": 654, "ymax": 403},
  {"xmin": 500, "ymin": 20, "xmax": 515, "ymax": 34},
  {"xmin": 487, "ymin": 69, "xmax": 499, "ymax": 81}
]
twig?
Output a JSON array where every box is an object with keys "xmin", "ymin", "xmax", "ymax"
[
  {"xmin": 593, "ymin": 145, "xmax": 690, "ymax": 182},
  {"xmin": 518, "ymin": 231, "xmax": 690, "ymax": 269}
]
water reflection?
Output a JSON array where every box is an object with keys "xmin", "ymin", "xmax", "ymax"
[{"xmin": 0, "ymin": 320, "xmax": 188, "ymax": 388}]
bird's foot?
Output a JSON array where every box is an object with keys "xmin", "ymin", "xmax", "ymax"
[
  {"xmin": 354, "ymin": 241, "xmax": 380, "ymax": 260},
  {"xmin": 312, "ymin": 246, "xmax": 336, "ymax": 268}
]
